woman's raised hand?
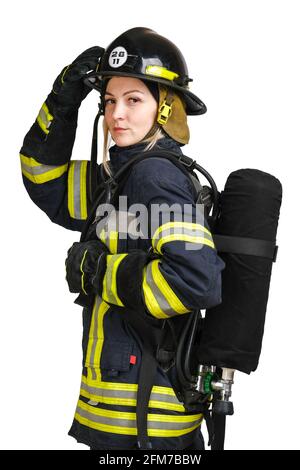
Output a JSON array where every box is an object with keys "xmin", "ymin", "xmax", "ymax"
[{"xmin": 51, "ymin": 46, "xmax": 104, "ymax": 111}]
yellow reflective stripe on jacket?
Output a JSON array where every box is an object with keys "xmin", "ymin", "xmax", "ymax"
[
  {"xmin": 142, "ymin": 260, "xmax": 190, "ymax": 319},
  {"xmin": 152, "ymin": 221, "xmax": 215, "ymax": 254},
  {"xmin": 99, "ymin": 228, "xmax": 118, "ymax": 254},
  {"xmin": 96, "ymin": 209, "xmax": 138, "ymax": 255},
  {"xmin": 102, "ymin": 254, "xmax": 127, "ymax": 306},
  {"xmin": 36, "ymin": 102, "xmax": 53, "ymax": 134},
  {"xmin": 67, "ymin": 160, "xmax": 88, "ymax": 220},
  {"xmin": 75, "ymin": 399, "xmax": 203, "ymax": 437},
  {"xmin": 20, "ymin": 153, "xmax": 68, "ymax": 184},
  {"xmin": 80, "ymin": 373, "xmax": 186, "ymax": 412},
  {"xmin": 84, "ymin": 297, "xmax": 110, "ymax": 374}
]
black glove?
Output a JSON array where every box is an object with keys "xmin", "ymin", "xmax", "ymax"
[
  {"xmin": 50, "ymin": 46, "xmax": 104, "ymax": 112},
  {"xmin": 65, "ymin": 240, "xmax": 109, "ymax": 296}
]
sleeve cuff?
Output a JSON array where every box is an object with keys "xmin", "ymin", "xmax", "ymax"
[{"xmin": 102, "ymin": 251, "xmax": 149, "ymax": 309}]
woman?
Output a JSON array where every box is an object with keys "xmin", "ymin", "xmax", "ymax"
[{"xmin": 20, "ymin": 27, "xmax": 225, "ymax": 450}]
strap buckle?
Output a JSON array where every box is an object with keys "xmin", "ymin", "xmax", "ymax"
[
  {"xmin": 157, "ymin": 100, "xmax": 172, "ymax": 125},
  {"xmin": 178, "ymin": 154, "xmax": 197, "ymax": 170},
  {"xmin": 137, "ymin": 439, "xmax": 153, "ymax": 450},
  {"xmin": 105, "ymin": 176, "xmax": 117, "ymax": 188}
]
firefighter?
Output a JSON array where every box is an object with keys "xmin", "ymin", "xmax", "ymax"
[{"xmin": 20, "ymin": 27, "xmax": 225, "ymax": 450}]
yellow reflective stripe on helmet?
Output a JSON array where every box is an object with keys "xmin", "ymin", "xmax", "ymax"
[
  {"xmin": 67, "ymin": 160, "xmax": 88, "ymax": 220},
  {"xmin": 75, "ymin": 399, "xmax": 202, "ymax": 437},
  {"xmin": 80, "ymin": 374, "xmax": 186, "ymax": 412},
  {"xmin": 102, "ymin": 254, "xmax": 127, "ymax": 306},
  {"xmin": 36, "ymin": 102, "xmax": 53, "ymax": 134},
  {"xmin": 152, "ymin": 221, "xmax": 215, "ymax": 254},
  {"xmin": 20, "ymin": 153, "xmax": 68, "ymax": 184},
  {"xmin": 85, "ymin": 297, "xmax": 110, "ymax": 372},
  {"xmin": 145, "ymin": 65, "xmax": 179, "ymax": 82},
  {"xmin": 143, "ymin": 260, "xmax": 190, "ymax": 319}
]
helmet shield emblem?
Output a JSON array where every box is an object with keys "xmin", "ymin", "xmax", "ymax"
[{"xmin": 108, "ymin": 47, "xmax": 128, "ymax": 68}]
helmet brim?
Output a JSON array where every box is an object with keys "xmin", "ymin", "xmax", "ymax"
[{"xmin": 83, "ymin": 71, "xmax": 207, "ymax": 116}]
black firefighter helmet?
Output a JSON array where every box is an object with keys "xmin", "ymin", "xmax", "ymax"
[{"xmin": 84, "ymin": 27, "xmax": 207, "ymax": 116}]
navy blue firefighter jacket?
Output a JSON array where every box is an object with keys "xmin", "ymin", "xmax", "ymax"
[{"xmin": 19, "ymin": 97, "xmax": 225, "ymax": 450}]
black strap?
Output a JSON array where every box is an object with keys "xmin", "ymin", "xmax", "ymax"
[
  {"xmin": 124, "ymin": 307, "xmax": 164, "ymax": 450},
  {"xmin": 136, "ymin": 350, "xmax": 156, "ymax": 450},
  {"xmin": 113, "ymin": 150, "xmax": 201, "ymax": 202},
  {"xmin": 84, "ymin": 149, "xmax": 218, "ymax": 241},
  {"xmin": 202, "ymin": 407, "xmax": 215, "ymax": 447},
  {"xmin": 213, "ymin": 234, "xmax": 278, "ymax": 262},
  {"xmin": 88, "ymin": 104, "xmax": 102, "ymax": 204},
  {"xmin": 211, "ymin": 413, "xmax": 226, "ymax": 450}
]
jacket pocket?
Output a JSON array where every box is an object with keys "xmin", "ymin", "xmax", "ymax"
[{"xmin": 100, "ymin": 340, "xmax": 136, "ymax": 378}]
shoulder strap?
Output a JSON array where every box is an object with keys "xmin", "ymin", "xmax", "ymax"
[
  {"xmin": 111, "ymin": 150, "xmax": 203, "ymax": 204},
  {"xmin": 81, "ymin": 149, "xmax": 216, "ymax": 241}
]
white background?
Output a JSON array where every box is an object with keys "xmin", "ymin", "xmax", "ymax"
[{"xmin": 1, "ymin": 0, "xmax": 299, "ymax": 450}]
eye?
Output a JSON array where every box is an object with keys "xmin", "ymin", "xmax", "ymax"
[
  {"xmin": 128, "ymin": 97, "xmax": 140, "ymax": 104},
  {"xmin": 104, "ymin": 98, "xmax": 115, "ymax": 105}
]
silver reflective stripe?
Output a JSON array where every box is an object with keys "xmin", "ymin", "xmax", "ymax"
[
  {"xmin": 81, "ymin": 381, "xmax": 137, "ymax": 400},
  {"xmin": 96, "ymin": 210, "xmax": 139, "ymax": 254},
  {"xmin": 89, "ymin": 368, "xmax": 98, "ymax": 381},
  {"xmin": 144, "ymin": 263, "xmax": 175, "ymax": 318},
  {"xmin": 21, "ymin": 161, "xmax": 62, "ymax": 176},
  {"xmin": 103, "ymin": 256, "xmax": 115, "ymax": 304},
  {"xmin": 154, "ymin": 225, "xmax": 214, "ymax": 245},
  {"xmin": 152, "ymin": 223, "xmax": 215, "ymax": 254},
  {"xmin": 81, "ymin": 380, "xmax": 183, "ymax": 407},
  {"xmin": 68, "ymin": 161, "xmax": 88, "ymax": 220},
  {"xmin": 143, "ymin": 260, "xmax": 190, "ymax": 319},
  {"xmin": 86, "ymin": 296, "xmax": 102, "ymax": 368},
  {"xmin": 102, "ymin": 254, "xmax": 126, "ymax": 306},
  {"xmin": 84, "ymin": 297, "xmax": 111, "ymax": 371},
  {"xmin": 37, "ymin": 102, "xmax": 53, "ymax": 134},
  {"xmin": 76, "ymin": 400, "xmax": 202, "ymax": 432},
  {"xmin": 73, "ymin": 161, "xmax": 82, "ymax": 219},
  {"xmin": 38, "ymin": 105, "xmax": 51, "ymax": 129},
  {"xmin": 20, "ymin": 153, "xmax": 68, "ymax": 184}
]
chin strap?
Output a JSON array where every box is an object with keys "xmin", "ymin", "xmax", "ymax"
[{"xmin": 89, "ymin": 102, "xmax": 102, "ymax": 204}]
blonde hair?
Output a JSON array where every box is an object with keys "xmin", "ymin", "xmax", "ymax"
[{"xmin": 101, "ymin": 119, "xmax": 165, "ymax": 177}]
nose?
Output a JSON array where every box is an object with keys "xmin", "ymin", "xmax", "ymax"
[{"xmin": 112, "ymin": 100, "xmax": 126, "ymax": 121}]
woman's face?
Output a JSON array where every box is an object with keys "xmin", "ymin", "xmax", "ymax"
[{"xmin": 104, "ymin": 76, "xmax": 158, "ymax": 147}]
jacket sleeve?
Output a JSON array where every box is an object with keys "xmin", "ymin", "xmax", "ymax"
[
  {"xmin": 19, "ymin": 94, "xmax": 93, "ymax": 232},
  {"xmin": 99, "ymin": 159, "xmax": 225, "ymax": 319}
]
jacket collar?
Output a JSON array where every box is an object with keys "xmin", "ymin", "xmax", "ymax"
[{"xmin": 108, "ymin": 136, "xmax": 184, "ymax": 174}]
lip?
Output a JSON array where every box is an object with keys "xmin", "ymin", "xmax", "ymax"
[{"xmin": 114, "ymin": 127, "xmax": 128, "ymax": 132}]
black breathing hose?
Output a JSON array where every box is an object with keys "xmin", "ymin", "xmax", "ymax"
[
  {"xmin": 175, "ymin": 313, "xmax": 195, "ymax": 389},
  {"xmin": 194, "ymin": 162, "xmax": 219, "ymax": 226},
  {"xmin": 183, "ymin": 310, "xmax": 202, "ymax": 383}
]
